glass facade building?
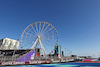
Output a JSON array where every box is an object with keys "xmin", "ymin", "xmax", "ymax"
[{"xmin": 55, "ymin": 45, "xmax": 61, "ymax": 56}]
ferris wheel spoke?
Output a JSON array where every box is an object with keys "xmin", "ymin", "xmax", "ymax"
[
  {"xmin": 42, "ymin": 41, "xmax": 52, "ymax": 54},
  {"xmin": 27, "ymin": 43, "xmax": 34, "ymax": 49},
  {"xmin": 42, "ymin": 24, "xmax": 50, "ymax": 33},
  {"xmin": 44, "ymin": 36, "xmax": 54, "ymax": 40},
  {"xmin": 22, "ymin": 39, "xmax": 34, "ymax": 42},
  {"xmin": 31, "ymin": 25, "xmax": 37, "ymax": 35},
  {"xmin": 27, "ymin": 28, "xmax": 35, "ymax": 35},
  {"xmin": 23, "ymin": 35, "xmax": 36, "ymax": 39},
  {"xmin": 35, "ymin": 23, "xmax": 38, "ymax": 33},
  {"xmin": 45, "ymin": 36, "xmax": 54, "ymax": 37},
  {"xmin": 44, "ymin": 31, "xmax": 56, "ymax": 36},
  {"xmin": 44, "ymin": 35, "xmax": 57, "ymax": 38},
  {"xmin": 23, "ymin": 41, "xmax": 34, "ymax": 47},
  {"xmin": 23, "ymin": 36, "xmax": 35, "ymax": 38},
  {"xmin": 43, "ymin": 27, "xmax": 53, "ymax": 34},
  {"xmin": 44, "ymin": 39, "xmax": 56, "ymax": 42},
  {"xmin": 24, "ymin": 43, "xmax": 33, "ymax": 49},
  {"xmin": 39, "ymin": 22, "xmax": 41, "ymax": 33},
  {"xmin": 42, "ymin": 40, "xmax": 54, "ymax": 46},
  {"xmin": 41, "ymin": 22, "xmax": 45, "ymax": 32},
  {"xmin": 24, "ymin": 32, "xmax": 34, "ymax": 37}
]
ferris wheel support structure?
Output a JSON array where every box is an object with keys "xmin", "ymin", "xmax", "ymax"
[{"xmin": 31, "ymin": 36, "xmax": 47, "ymax": 58}]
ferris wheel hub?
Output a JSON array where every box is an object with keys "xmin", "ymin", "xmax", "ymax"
[
  {"xmin": 37, "ymin": 36, "xmax": 40, "ymax": 38},
  {"xmin": 37, "ymin": 36, "xmax": 41, "ymax": 40}
]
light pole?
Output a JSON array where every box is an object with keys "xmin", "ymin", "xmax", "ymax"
[
  {"xmin": 12, "ymin": 49, "xmax": 15, "ymax": 61},
  {"xmin": 65, "ymin": 48, "xmax": 66, "ymax": 56},
  {"xmin": 65, "ymin": 48, "xmax": 66, "ymax": 62}
]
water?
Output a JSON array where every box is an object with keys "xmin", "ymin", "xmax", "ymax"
[{"xmin": 2, "ymin": 62, "xmax": 100, "ymax": 67}]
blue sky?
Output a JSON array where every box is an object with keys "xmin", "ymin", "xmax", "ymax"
[{"xmin": 0, "ymin": 0, "xmax": 100, "ymax": 57}]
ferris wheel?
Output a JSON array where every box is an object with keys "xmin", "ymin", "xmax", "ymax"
[{"xmin": 20, "ymin": 21, "xmax": 58, "ymax": 58}]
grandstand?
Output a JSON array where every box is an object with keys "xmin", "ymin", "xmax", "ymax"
[
  {"xmin": 0, "ymin": 38, "xmax": 32, "ymax": 62},
  {"xmin": 0, "ymin": 49, "xmax": 32, "ymax": 62}
]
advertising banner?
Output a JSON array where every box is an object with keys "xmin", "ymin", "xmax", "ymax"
[{"xmin": 17, "ymin": 50, "xmax": 35, "ymax": 62}]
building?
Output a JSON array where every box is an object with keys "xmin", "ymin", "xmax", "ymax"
[
  {"xmin": 62, "ymin": 51, "xmax": 64, "ymax": 56},
  {"xmin": 78, "ymin": 56, "xmax": 92, "ymax": 59},
  {"xmin": 54, "ymin": 45, "xmax": 61, "ymax": 57},
  {"xmin": 0, "ymin": 38, "xmax": 19, "ymax": 50},
  {"xmin": 35, "ymin": 48, "xmax": 40, "ymax": 58}
]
